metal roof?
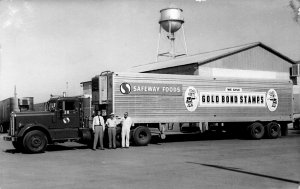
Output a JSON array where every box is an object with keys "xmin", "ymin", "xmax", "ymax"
[{"xmin": 129, "ymin": 42, "xmax": 295, "ymax": 73}]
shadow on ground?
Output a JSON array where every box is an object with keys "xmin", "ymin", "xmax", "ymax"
[
  {"xmin": 186, "ymin": 162, "xmax": 300, "ymax": 185},
  {"xmin": 150, "ymin": 131, "xmax": 237, "ymax": 145},
  {"xmin": 151, "ymin": 128, "xmax": 300, "ymax": 144},
  {"xmin": 46, "ymin": 144, "xmax": 89, "ymax": 151},
  {"xmin": 3, "ymin": 144, "xmax": 90, "ymax": 154}
]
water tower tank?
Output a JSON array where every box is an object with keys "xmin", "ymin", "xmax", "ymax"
[{"xmin": 159, "ymin": 7, "xmax": 184, "ymax": 33}]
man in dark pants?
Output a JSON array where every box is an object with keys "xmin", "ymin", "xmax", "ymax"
[
  {"xmin": 105, "ymin": 113, "xmax": 118, "ymax": 149},
  {"xmin": 92, "ymin": 111, "xmax": 105, "ymax": 150}
]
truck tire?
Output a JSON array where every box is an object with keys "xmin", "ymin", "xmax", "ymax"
[
  {"xmin": 12, "ymin": 141, "xmax": 23, "ymax": 152},
  {"xmin": 247, "ymin": 122, "xmax": 264, "ymax": 140},
  {"xmin": 23, "ymin": 130, "xmax": 48, "ymax": 153},
  {"xmin": 265, "ymin": 122, "xmax": 280, "ymax": 139},
  {"xmin": 281, "ymin": 124, "xmax": 288, "ymax": 136},
  {"xmin": 115, "ymin": 128, "xmax": 121, "ymax": 148},
  {"xmin": 133, "ymin": 126, "xmax": 151, "ymax": 146},
  {"xmin": 78, "ymin": 128, "xmax": 93, "ymax": 146},
  {"xmin": 293, "ymin": 119, "xmax": 300, "ymax": 130}
]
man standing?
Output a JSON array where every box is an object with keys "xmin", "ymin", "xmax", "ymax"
[
  {"xmin": 121, "ymin": 112, "xmax": 134, "ymax": 148},
  {"xmin": 92, "ymin": 111, "xmax": 105, "ymax": 150},
  {"xmin": 106, "ymin": 113, "xmax": 118, "ymax": 149}
]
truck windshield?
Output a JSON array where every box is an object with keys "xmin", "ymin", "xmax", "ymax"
[{"xmin": 47, "ymin": 101, "xmax": 56, "ymax": 112}]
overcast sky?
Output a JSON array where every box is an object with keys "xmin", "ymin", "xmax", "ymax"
[{"xmin": 0, "ymin": 0, "xmax": 300, "ymax": 103}]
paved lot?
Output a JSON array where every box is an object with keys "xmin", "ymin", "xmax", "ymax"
[{"xmin": 0, "ymin": 129, "xmax": 299, "ymax": 189}]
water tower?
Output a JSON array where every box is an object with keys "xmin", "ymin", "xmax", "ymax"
[{"xmin": 156, "ymin": 6, "xmax": 188, "ymax": 61}]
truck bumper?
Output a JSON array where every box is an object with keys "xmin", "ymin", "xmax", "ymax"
[{"xmin": 3, "ymin": 136, "xmax": 17, "ymax": 141}]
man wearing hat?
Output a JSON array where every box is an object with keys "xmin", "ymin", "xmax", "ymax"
[
  {"xmin": 92, "ymin": 111, "xmax": 105, "ymax": 150},
  {"xmin": 105, "ymin": 112, "xmax": 118, "ymax": 149}
]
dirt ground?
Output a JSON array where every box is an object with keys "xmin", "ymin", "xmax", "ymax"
[{"xmin": 0, "ymin": 128, "xmax": 299, "ymax": 189}]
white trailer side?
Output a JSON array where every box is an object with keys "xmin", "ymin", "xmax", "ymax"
[{"xmin": 109, "ymin": 72, "xmax": 292, "ymax": 122}]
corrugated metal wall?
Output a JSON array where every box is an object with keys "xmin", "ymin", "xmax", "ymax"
[
  {"xmin": 145, "ymin": 47, "xmax": 292, "ymax": 80},
  {"xmin": 202, "ymin": 46, "xmax": 291, "ymax": 72},
  {"xmin": 112, "ymin": 73, "xmax": 293, "ymax": 124}
]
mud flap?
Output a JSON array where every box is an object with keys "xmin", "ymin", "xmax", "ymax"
[
  {"xmin": 201, "ymin": 122, "xmax": 208, "ymax": 133},
  {"xmin": 159, "ymin": 123, "xmax": 166, "ymax": 139}
]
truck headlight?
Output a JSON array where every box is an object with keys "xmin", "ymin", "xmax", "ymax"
[{"xmin": 18, "ymin": 122, "xmax": 23, "ymax": 128}]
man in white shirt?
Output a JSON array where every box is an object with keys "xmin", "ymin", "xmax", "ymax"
[
  {"xmin": 121, "ymin": 112, "xmax": 134, "ymax": 148},
  {"xmin": 92, "ymin": 111, "xmax": 105, "ymax": 150},
  {"xmin": 106, "ymin": 113, "xmax": 118, "ymax": 149}
]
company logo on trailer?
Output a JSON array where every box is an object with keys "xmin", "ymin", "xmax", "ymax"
[
  {"xmin": 63, "ymin": 117, "xmax": 70, "ymax": 124},
  {"xmin": 184, "ymin": 86, "xmax": 199, "ymax": 112},
  {"xmin": 266, "ymin": 89, "xmax": 278, "ymax": 112},
  {"xmin": 120, "ymin": 83, "xmax": 131, "ymax": 94},
  {"xmin": 120, "ymin": 82, "xmax": 182, "ymax": 96}
]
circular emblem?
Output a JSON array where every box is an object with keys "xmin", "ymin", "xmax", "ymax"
[
  {"xmin": 184, "ymin": 86, "xmax": 199, "ymax": 112},
  {"xmin": 266, "ymin": 89, "xmax": 278, "ymax": 112},
  {"xmin": 63, "ymin": 117, "xmax": 70, "ymax": 124},
  {"xmin": 120, "ymin": 83, "xmax": 131, "ymax": 94}
]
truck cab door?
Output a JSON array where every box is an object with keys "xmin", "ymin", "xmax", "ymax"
[{"xmin": 53, "ymin": 100, "xmax": 80, "ymax": 139}]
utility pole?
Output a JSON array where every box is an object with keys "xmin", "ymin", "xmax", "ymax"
[{"xmin": 66, "ymin": 82, "xmax": 68, "ymax": 96}]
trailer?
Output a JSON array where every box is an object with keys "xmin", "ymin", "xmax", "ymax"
[
  {"xmin": 0, "ymin": 97, "xmax": 34, "ymax": 133},
  {"xmin": 91, "ymin": 71, "xmax": 296, "ymax": 144}
]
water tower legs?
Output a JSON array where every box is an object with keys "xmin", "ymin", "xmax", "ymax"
[{"xmin": 156, "ymin": 24, "xmax": 188, "ymax": 61}]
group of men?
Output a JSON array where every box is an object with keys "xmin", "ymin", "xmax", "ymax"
[{"xmin": 92, "ymin": 111, "xmax": 133, "ymax": 151}]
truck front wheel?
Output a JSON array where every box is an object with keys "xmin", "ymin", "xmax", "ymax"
[
  {"xmin": 247, "ymin": 122, "xmax": 264, "ymax": 139},
  {"xmin": 23, "ymin": 130, "xmax": 48, "ymax": 153},
  {"xmin": 133, "ymin": 126, "xmax": 151, "ymax": 146}
]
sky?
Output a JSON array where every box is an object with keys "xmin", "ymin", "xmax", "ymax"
[{"xmin": 0, "ymin": 0, "xmax": 300, "ymax": 103}]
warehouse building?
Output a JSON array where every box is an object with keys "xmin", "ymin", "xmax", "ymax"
[{"xmin": 130, "ymin": 42, "xmax": 296, "ymax": 82}]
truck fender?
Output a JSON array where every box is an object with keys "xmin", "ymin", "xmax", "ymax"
[{"xmin": 17, "ymin": 124, "xmax": 52, "ymax": 143}]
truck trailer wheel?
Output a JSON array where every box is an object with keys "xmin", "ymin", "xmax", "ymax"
[
  {"xmin": 247, "ymin": 122, "xmax": 264, "ymax": 139},
  {"xmin": 133, "ymin": 126, "xmax": 151, "ymax": 146},
  {"xmin": 23, "ymin": 130, "xmax": 48, "ymax": 153},
  {"xmin": 265, "ymin": 122, "xmax": 280, "ymax": 139}
]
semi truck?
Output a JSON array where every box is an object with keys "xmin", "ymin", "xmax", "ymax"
[
  {"xmin": 0, "ymin": 97, "xmax": 34, "ymax": 133},
  {"xmin": 3, "ymin": 72, "xmax": 299, "ymax": 153}
]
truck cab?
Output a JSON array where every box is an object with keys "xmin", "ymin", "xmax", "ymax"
[
  {"xmin": 3, "ymin": 97, "xmax": 92, "ymax": 153},
  {"xmin": 47, "ymin": 97, "xmax": 82, "ymax": 139}
]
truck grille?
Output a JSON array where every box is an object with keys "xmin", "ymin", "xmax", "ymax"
[{"xmin": 10, "ymin": 114, "xmax": 15, "ymax": 136}]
